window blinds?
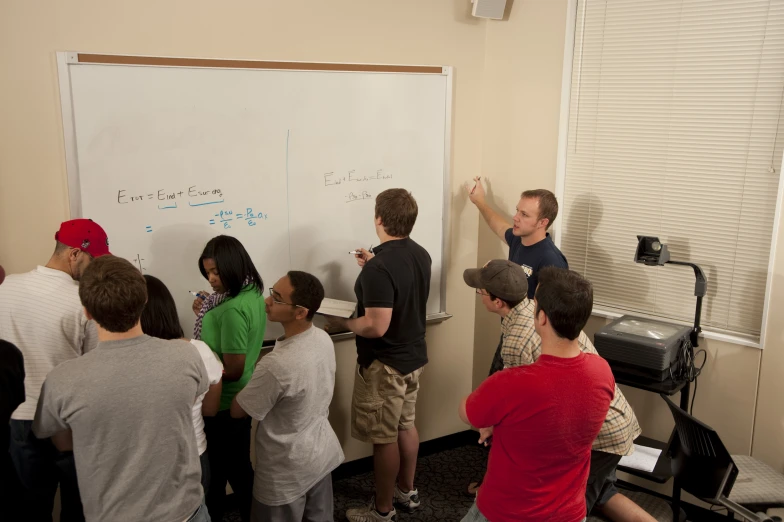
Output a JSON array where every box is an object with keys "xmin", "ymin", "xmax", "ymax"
[{"xmin": 561, "ymin": 0, "xmax": 784, "ymax": 340}]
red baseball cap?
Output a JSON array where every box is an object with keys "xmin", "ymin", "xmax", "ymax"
[{"xmin": 55, "ymin": 219, "xmax": 111, "ymax": 258}]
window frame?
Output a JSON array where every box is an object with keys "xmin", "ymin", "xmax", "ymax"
[{"xmin": 553, "ymin": 0, "xmax": 784, "ymax": 349}]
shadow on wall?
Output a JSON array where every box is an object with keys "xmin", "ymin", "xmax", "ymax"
[{"xmin": 564, "ymin": 193, "xmax": 651, "ymax": 311}]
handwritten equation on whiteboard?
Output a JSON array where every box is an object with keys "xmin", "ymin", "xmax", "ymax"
[
  {"xmin": 322, "ymin": 169, "xmax": 393, "ymax": 204},
  {"xmin": 117, "ymin": 185, "xmax": 224, "ymax": 209},
  {"xmin": 209, "ymin": 208, "xmax": 270, "ymax": 230},
  {"xmin": 115, "ymin": 183, "xmax": 272, "ymax": 233},
  {"xmin": 323, "ymin": 169, "xmax": 393, "ymax": 187}
]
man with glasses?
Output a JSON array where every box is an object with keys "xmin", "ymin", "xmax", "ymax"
[
  {"xmin": 0, "ymin": 219, "xmax": 109, "ymax": 522},
  {"xmin": 231, "ymin": 271, "xmax": 344, "ymax": 522},
  {"xmin": 460, "ymin": 264, "xmax": 614, "ymax": 522},
  {"xmin": 464, "ymin": 260, "xmax": 652, "ymax": 522}
]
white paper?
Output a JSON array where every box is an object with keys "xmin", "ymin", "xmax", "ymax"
[
  {"xmin": 317, "ymin": 297, "xmax": 357, "ymax": 318},
  {"xmin": 618, "ymin": 444, "xmax": 662, "ymax": 473}
]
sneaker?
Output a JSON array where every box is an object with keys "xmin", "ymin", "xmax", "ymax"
[
  {"xmin": 346, "ymin": 497, "xmax": 397, "ymax": 522},
  {"xmin": 393, "ymin": 485, "xmax": 421, "ymax": 513}
]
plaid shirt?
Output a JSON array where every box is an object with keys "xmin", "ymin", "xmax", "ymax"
[{"xmin": 500, "ymin": 300, "xmax": 641, "ymax": 456}]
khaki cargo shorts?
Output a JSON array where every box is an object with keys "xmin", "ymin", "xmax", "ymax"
[{"xmin": 351, "ymin": 359, "xmax": 424, "ymax": 444}]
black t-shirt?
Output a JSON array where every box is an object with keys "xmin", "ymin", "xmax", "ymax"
[
  {"xmin": 506, "ymin": 229, "xmax": 569, "ymax": 298},
  {"xmin": 354, "ymin": 237, "xmax": 431, "ymax": 375},
  {"xmin": 0, "ymin": 340, "xmax": 25, "ymax": 450}
]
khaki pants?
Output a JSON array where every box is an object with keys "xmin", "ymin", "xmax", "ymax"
[{"xmin": 351, "ymin": 360, "xmax": 424, "ymax": 444}]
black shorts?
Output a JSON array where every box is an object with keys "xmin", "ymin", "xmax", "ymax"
[{"xmin": 585, "ymin": 450, "xmax": 622, "ymax": 514}]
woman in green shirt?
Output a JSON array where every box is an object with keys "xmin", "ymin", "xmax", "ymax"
[{"xmin": 192, "ymin": 235, "xmax": 266, "ymax": 522}]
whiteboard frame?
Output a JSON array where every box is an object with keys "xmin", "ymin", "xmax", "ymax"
[{"xmin": 55, "ymin": 52, "xmax": 454, "ymax": 321}]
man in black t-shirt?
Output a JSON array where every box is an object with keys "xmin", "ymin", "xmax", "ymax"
[{"xmin": 326, "ymin": 188, "xmax": 431, "ymax": 522}]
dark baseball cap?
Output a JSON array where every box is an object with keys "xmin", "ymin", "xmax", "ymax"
[
  {"xmin": 55, "ymin": 219, "xmax": 111, "ymax": 258},
  {"xmin": 463, "ymin": 260, "xmax": 528, "ymax": 301}
]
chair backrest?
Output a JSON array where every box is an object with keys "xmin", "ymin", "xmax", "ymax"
[{"xmin": 661, "ymin": 394, "xmax": 738, "ymax": 502}]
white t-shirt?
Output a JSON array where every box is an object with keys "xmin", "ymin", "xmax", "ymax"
[
  {"xmin": 0, "ymin": 266, "xmax": 98, "ymax": 420},
  {"xmin": 189, "ymin": 339, "xmax": 223, "ymax": 455}
]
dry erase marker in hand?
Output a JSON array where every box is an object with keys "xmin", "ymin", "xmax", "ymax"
[
  {"xmin": 349, "ymin": 250, "xmax": 362, "ymax": 255},
  {"xmin": 189, "ymin": 290, "xmax": 206, "ymax": 298},
  {"xmin": 470, "ymin": 176, "xmax": 481, "ymax": 194}
]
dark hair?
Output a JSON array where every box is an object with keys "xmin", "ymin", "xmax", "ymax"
[
  {"xmin": 199, "ymin": 235, "xmax": 264, "ymax": 297},
  {"xmin": 534, "ymin": 267, "xmax": 593, "ymax": 340},
  {"xmin": 79, "ymin": 256, "xmax": 147, "ymax": 333},
  {"xmin": 375, "ymin": 188, "xmax": 418, "ymax": 237},
  {"xmin": 141, "ymin": 275, "xmax": 184, "ymax": 340},
  {"xmin": 521, "ymin": 189, "xmax": 559, "ymax": 230},
  {"xmin": 488, "ymin": 292, "xmax": 524, "ymax": 310},
  {"xmin": 287, "ymin": 271, "xmax": 325, "ymax": 321}
]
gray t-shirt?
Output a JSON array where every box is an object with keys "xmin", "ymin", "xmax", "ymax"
[
  {"xmin": 236, "ymin": 325, "xmax": 344, "ymax": 506},
  {"xmin": 33, "ymin": 335, "xmax": 208, "ymax": 522}
]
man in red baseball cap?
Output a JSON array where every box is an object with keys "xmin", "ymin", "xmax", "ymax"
[
  {"xmin": 0, "ymin": 218, "xmax": 109, "ymax": 521},
  {"xmin": 52, "ymin": 218, "xmax": 112, "ymax": 280}
]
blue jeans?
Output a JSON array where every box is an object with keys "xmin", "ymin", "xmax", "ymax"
[
  {"xmin": 461, "ymin": 503, "xmax": 489, "ymax": 522},
  {"xmin": 461, "ymin": 503, "xmax": 587, "ymax": 522},
  {"xmin": 9, "ymin": 420, "xmax": 84, "ymax": 522},
  {"xmin": 187, "ymin": 499, "xmax": 211, "ymax": 522}
]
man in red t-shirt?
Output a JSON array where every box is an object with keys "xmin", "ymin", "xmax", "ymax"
[{"xmin": 459, "ymin": 264, "xmax": 615, "ymax": 522}]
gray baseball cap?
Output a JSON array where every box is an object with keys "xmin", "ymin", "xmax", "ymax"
[{"xmin": 463, "ymin": 260, "xmax": 528, "ymax": 301}]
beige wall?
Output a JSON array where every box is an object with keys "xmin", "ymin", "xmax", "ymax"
[
  {"xmin": 473, "ymin": 0, "xmax": 572, "ymax": 386},
  {"xmin": 0, "ymin": 0, "xmax": 780, "ymax": 487}
]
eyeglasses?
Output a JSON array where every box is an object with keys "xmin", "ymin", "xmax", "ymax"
[
  {"xmin": 268, "ymin": 288, "xmax": 309, "ymax": 310},
  {"xmin": 475, "ymin": 289, "xmax": 490, "ymax": 297}
]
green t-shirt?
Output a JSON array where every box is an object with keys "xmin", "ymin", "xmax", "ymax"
[{"xmin": 200, "ymin": 285, "xmax": 267, "ymax": 410}]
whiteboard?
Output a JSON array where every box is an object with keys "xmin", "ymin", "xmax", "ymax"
[{"xmin": 58, "ymin": 54, "xmax": 452, "ymax": 339}]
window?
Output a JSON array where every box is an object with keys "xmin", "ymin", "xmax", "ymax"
[{"xmin": 557, "ymin": 0, "xmax": 784, "ymax": 343}]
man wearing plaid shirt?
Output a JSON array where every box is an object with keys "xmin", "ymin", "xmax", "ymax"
[{"xmin": 466, "ymin": 260, "xmax": 656, "ymax": 522}]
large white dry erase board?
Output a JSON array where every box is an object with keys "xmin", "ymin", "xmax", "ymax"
[{"xmin": 57, "ymin": 53, "xmax": 452, "ymax": 339}]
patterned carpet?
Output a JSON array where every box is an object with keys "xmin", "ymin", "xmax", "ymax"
[
  {"xmin": 220, "ymin": 443, "xmax": 674, "ymax": 521},
  {"xmin": 332, "ymin": 444, "xmax": 487, "ymax": 521},
  {"xmin": 220, "ymin": 444, "xmax": 485, "ymax": 521}
]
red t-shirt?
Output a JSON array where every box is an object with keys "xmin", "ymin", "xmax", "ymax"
[{"xmin": 466, "ymin": 352, "xmax": 615, "ymax": 522}]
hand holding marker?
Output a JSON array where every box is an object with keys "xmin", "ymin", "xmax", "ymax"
[
  {"xmin": 350, "ymin": 245, "xmax": 374, "ymax": 268},
  {"xmin": 349, "ymin": 244, "xmax": 373, "ymax": 256}
]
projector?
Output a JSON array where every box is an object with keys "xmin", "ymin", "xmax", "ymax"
[{"xmin": 594, "ymin": 315, "xmax": 692, "ymax": 382}]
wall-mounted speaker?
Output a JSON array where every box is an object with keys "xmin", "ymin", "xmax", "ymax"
[{"xmin": 471, "ymin": 0, "xmax": 508, "ymax": 20}]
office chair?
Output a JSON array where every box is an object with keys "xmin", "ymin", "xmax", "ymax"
[{"xmin": 661, "ymin": 394, "xmax": 784, "ymax": 522}]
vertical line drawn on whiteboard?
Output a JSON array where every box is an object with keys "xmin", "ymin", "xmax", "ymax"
[
  {"xmin": 286, "ymin": 129, "xmax": 292, "ymax": 266},
  {"xmin": 133, "ymin": 254, "xmax": 147, "ymax": 272}
]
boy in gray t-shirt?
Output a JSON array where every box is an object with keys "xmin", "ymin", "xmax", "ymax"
[
  {"xmin": 33, "ymin": 256, "xmax": 210, "ymax": 522},
  {"xmin": 232, "ymin": 271, "xmax": 344, "ymax": 522}
]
